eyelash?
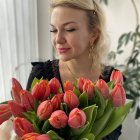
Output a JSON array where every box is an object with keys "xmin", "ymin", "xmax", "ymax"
[{"xmin": 50, "ymin": 29, "xmax": 76, "ymax": 33}]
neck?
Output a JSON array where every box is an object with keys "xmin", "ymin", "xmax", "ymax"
[{"xmin": 60, "ymin": 58, "xmax": 101, "ymax": 82}]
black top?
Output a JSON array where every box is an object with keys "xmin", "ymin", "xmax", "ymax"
[{"xmin": 26, "ymin": 59, "xmax": 122, "ymax": 140}]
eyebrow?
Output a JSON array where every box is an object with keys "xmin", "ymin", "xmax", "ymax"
[{"xmin": 50, "ymin": 21, "xmax": 77, "ymax": 27}]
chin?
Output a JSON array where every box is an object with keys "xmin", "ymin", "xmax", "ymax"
[{"xmin": 58, "ymin": 55, "xmax": 72, "ymax": 62}]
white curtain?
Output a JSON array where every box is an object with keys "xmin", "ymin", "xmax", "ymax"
[{"xmin": 0, "ymin": 0, "xmax": 39, "ymax": 102}]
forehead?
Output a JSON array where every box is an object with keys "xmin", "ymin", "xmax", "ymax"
[{"xmin": 51, "ymin": 6, "xmax": 87, "ymax": 26}]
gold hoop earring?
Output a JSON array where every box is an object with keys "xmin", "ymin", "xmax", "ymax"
[
  {"xmin": 88, "ymin": 44, "xmax": 98, "ymax": 72},
  {"xmin": 88, "ymin": 43, "xmax": 94, "ymax": 59}
]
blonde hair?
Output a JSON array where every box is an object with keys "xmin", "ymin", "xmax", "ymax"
[{"xmin": 50, "ymin": 0, "xmax": 110, "ymax": 66}]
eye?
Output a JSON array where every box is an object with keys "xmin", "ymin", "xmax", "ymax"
[
  {"xmin": 50, "ymin": 29, "xmax": 57, "ymax": 33},
  {"xmin": 66, "ymin": 28, "xmax": 76, "ymax": 32}
]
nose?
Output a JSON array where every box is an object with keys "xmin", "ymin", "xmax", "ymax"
[{"xmin": 55, "ymin": 31, "xmax": 66, "ymax": 44}]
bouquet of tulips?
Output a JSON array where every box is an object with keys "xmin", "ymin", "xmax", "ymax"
[{"xmin": 0, "ymin": 70, "xmax": 133, "ymax": 140}]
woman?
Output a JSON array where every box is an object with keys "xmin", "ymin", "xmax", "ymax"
[{"xmin": 27, "ymin": 0, "xmax": 122, "ymax": 139}]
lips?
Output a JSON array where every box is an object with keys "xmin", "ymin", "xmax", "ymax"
[{"xmin": 57, "ymin": 48, "xmax": 70, "ymax": 53}]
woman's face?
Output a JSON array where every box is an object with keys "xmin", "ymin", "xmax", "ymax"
[{"xmin": 50, "ymin": 6, "xmax": 96, "ymax": 61}]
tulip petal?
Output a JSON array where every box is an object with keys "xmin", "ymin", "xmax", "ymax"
[{"xmin": 12, "ymin": 78, "xmax": 23, "ymax": 103}]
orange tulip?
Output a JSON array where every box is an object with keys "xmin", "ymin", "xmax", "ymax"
[
  {"xmin": 8, "ymin": 101, "xmax": 25, "ymax": 117},
  {"xmin": 64, "ymin": 90, "xmax": 79, "ymax": 110},
  {"xmin": 68, "ymin": 108, "xmax": 86, "ymax": 128},
  {"xmin": 64, "ymin": 80, "xmax": 73, "ymax": 92},
  {"xmin": 22, "ymin": 132, "xmax": 40, "ymax": 140},
  {"xmin": 110, "ymin": 70, "xmax": 123, "ymax": 84},
  {"xmin": 96, "ymin": 79, "xmax": 109, "ymax": 99},
  {"xmin": 77, "ymin": 77, "xmax": 86, "ymax": 92},
  {"xmin": 32, "ymin": 80, "xmax": 50, "ymax": 101},
  {"xmin": 37, "ymin": 100, "xmax": 53, "ymax": 120},
  {"xmin": 0, "ymin": 104, "xmax": 12, "ymax": 125},
  {"xmin": 36, "ymin": 134, "xmax": 50, "ymax": 140},
  {"xmin": 48, "ymin": 78, "xmax": 60, "ymax": 94},
  {"xmin": 83, "ymin": 80, "xmax": 94, "ymax": 99},
  {"xmin": 49, "ymin": 110, "xmax": 68, "ymax": 129},
  {"xmin": 13, "ymin": 117, "xmax": 34, "ymax": 137},
  {"xmin": 51, "ymin": 94, "xmax": 64, "ymax": 111},
  {"xmin": 12, "ymin": 78, "xmax": 23, "ymax": 103},
  {"xmin": 20, "ymin": 90, "xmax": 35, "ymax": 111},
  {"xmin": 111, "ymin": 83, "xmax": 126, "ymax": 107}
]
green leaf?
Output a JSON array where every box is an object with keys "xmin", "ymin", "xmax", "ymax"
[
  {"xmin": 136, "ymin": 25, "xmax": 140, "ymax": 33},
  {"xmin": 0, "ymin": 101, "xmax": 9, "ymax": 104},
  {"xmin": 92, "ymin": 101, "xmax": 113, "ymax": 136},
  {"xmin": 80, "ymin": 133, "xmax": 95, "ymax": 140},
  {"xmin": 73, "ymin": 87, "xmax": 81, "ymax": 97},
  {"xmin": 47, "ymin": 130, "xmax": 64, "ymax": 140},
  {"xmin": 31, "ymin": 77, "xmax": 40, "ymax": 91},
  {"xmin": 34, "ymin": 100, "xmax": 39, "ymax": 113},
  {"xmin": 79, "ymin": 92, "xmax": 88, "ymax": 108},
  {"xmin": 117, "ymin": 50, "xmax": 124, "ymax": 54},
  {"xmin": 60, "ymin": 103, "xmax": 68, "ymax": 115},
  {"xmin": 33, "ymin": 120, "xmax": 41, "ymax": 133},
  {"xmin": 94, "ymin": 87, "xmax": 106, "ymax": 119},
  {"xmin": 100, "ymin": 0, "xmax": 108, "ymax": 5},
  {"xmin": 96, "ymin": 100, "xmax": 133, "ymax": 139},
  {"xmin": 70, "ymin": 121, "xmax": 90, "ymax": 136},
  {"xmin": 23, "ymin": 111, "xmax": 38, "ymax": 124},
  {"xmin": 107, "ymin": 81, "xmax": 114, "ymax": 90},
  {"xmin": 83, "ymin": 105, "xmax": 97, "ymax": 124},
  {"xmin": 42, "ymin": 120, "xmax": 51, "ymax": 133},
  {"xmin": 135, "ymin": 106, "xmax": 140, "ymax": 119},
  {"xmin": 117, "ymin": 34, "xmax": 127, "ymax": 49}
]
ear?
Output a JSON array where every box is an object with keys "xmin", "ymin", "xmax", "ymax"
[{"xmin": 90, "ymin": 28, "xmax": 100, "ymax": 45}]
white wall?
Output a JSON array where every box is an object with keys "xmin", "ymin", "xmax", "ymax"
[
  {"xmin": 37, "ymin": 0, "xmax": 53, "ymax": 60},
  {"xmin": 104, "ymin": 0, "xmax": 140, "ymax": 64}
]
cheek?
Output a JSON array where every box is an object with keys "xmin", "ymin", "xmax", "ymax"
[{"xmin": 51, "ymin": 36, "xmax": 56, "ymax": 47}]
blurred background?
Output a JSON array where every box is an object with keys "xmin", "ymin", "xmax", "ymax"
[{"xmin": 0, "ymin": 0, "xmax": 140, "ymax": 139}]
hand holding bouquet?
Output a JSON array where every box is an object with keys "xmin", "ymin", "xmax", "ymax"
[{"xmin": 0, "ymin": 70, "xmax": 133, "ymax": 140}]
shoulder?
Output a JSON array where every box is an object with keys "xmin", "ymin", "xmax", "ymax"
[
  {"xmin": 26, "ymin": 59, "xmax": 58, "ymax": 90},
  {"xmin": 31, "ymin": 60, "xmax": 52, "ymax": 79},
  {"xmin": 31, "ymin": 59, "xmax": 59, "ymax": 78},
  {"xmin": 100, "ymin": 65, "xmax": 116, "ymax": 82}
]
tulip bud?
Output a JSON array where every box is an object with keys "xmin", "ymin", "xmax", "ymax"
[
  {"xmin": 83, "ymin": 80, "xmax": 94, "ymax": 99},
  {"xmin": 13, "ymin": 117, "xmax": 34, "ymax": 137},
  {"xmin": 32, "ymin": 80, "xmax": 50, "ymax": 101},
  {"xmin": 37, "ymin": 100, "xmax": 53, "ymax": 120},
  {"xmin": 68, "ymin": 108, "xmax": 86, "ymax": 128},
  {"xmin": 64, "ymin": 80, "xmax": 73, "ymax": 92},
  {"xmin": 64, "ymin": 90, "xmax": 79, "ymax": 110},
  {"xmin": 48, "ymin": 78, "xmax": 60, "ymax": 94},
  {"xmin": 57, "ymin": 93, "xmax": 64, "ymax": 101},
  {"xmin": 110, "ymin": 70, "xmax": 123, "ymax": 84},
  {"xmin": 96, "ymin": 79, "xmax": 109, "ymax": 99},
  {"xmin": 111, "ymin": 83, "xmax": 126, "ymax": 107},
  {"xmin": 0, "ymin": 104, "xmax": 12, "ymax": 125},
  {"xmin": 49, "ymin": 110, "xmax": 68, "ymax": 129},
  {"xmin": 22, "ymin": 132, "xmax": 40, "ymax": 140},
  {"xmin": 12, "ymin": 78, "xmax": 23, "ymax": 103},
  {"xmin": 8, "ymin": 101, "xmax": 25, "ymax": 117},
  {"xmin": 51, "ymin": 94, "xmax": 64, "ymax": 111},
  {"xmin": 36, "ymin": 134, "xmax": 50, "ymax": 140},
  {"xmin": 77, "ymin": 77, "xmax": 86, "ymax": 92},
  {"xmin": 20, "ymin": 90, "xmax": 35, "ymax": 111}
]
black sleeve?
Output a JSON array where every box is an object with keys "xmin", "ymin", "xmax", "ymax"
[
  {"xmin": 102, "ymin": 125, "xmax": 122, "ymax": 140},
  {"xmin": 26, "ymin": 60, "xmax": 54, "ymax": 91}
]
